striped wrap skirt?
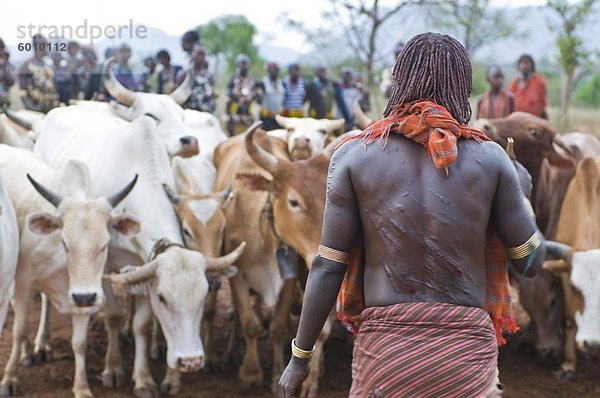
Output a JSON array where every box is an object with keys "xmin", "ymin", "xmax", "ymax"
[{"xmin": 349, "ymin": 301, "xmax": 500, "ymax": 398}]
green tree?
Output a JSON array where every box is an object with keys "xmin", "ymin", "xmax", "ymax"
[
  {"xmin": 547, "ymin": 0, "xmax": 598, "ymax": 123},
  {"xmin": 574, "ymin": 70, "xmax": 600, "ymax": 106},
  {"xmin": 427, "ymin": 0, "xmax": 518, "ymax": 55},
  {"xmin": 198, "ymin": 15, "xmax": 262, "ymax": 74}
]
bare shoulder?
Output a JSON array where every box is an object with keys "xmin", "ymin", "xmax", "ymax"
[
  {"xmin": 463, "ymin": 139, "xmax": 512, "ymax": 172},
  {"xmin": 330, "ymin": 138, "xmax": 366, "ymax": 170}
]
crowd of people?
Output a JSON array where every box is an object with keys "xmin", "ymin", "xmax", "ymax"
[
  {"xmin": 0, "ymin": 29, "xmax": 372, "ymax": 135},
  {"xmin": 0, "ymin": 29, "xmax": 548, "ymax": 135}
]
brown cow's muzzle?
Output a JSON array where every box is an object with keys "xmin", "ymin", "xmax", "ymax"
[
  {"xmin": 178, "ymin": 136, "xmax": 200, "ymax": 157},
  {"xmin": 178, "ymin": 356, "xmax": 203, "ymax": 373}
]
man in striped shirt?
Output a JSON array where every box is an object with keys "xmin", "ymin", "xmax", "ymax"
[
  {"xmin": 282, "ymin": 63, "xmax": 306, "ymax": 118},
  {"xmin": 279, "ymin": 33, "xmax": 545, "ymax": 398}
]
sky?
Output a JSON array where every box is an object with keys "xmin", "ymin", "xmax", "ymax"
[{"xmin": 1, "ymin": 0, "xmax": 549, "ymax": 51}]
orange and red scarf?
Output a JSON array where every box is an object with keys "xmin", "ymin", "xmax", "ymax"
[{"xmin": 336, "ymin": 100, "xmax": 518, "ymax": 345}]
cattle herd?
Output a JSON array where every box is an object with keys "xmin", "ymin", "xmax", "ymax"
[{"xmin": 0, "ymin": 60, "xmax": 598, "ymax": 398}]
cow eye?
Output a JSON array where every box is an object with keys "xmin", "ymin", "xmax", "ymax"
[
  {"xmin": 318, "ymin": 129, "xmax": 326, "ymax": 134},
  {"xmin": 158, "ymin": 294, "xmax": 167, "ymax": 305},
  {"xmin": 183, "ymin": 228, "xmax": 193, "ymax": 238},
  {"xmin": 287, "ymin": 127, "xmax": 295, "ymax": 133},
  {"xmin": 288, "ymin": 199, "xmax": 300, "ymax": 208},
  {"xmin": 549, "ymin": 297, "xmax": 557, "ymax": 308},
  {"xmin": 529, "ymin": 128, "xmax": 538, "ymax": 136}
]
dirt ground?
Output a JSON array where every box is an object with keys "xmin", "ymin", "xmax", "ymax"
[{"xmin": 1, "ymin": 281, "xmax": 599, "ymax": 398}]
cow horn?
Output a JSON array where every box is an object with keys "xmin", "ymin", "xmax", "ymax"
[
  {"xmin": 353, "ymin": 99, "xmax": 373, "ymax": 130},
  {"xmin": 107, "ymin": 261, "xmax": 159, "ymax": 285},
  {"xmin": 554, "ymin": 136, "xmax": 575, "ymax": 157},
  {"xmin": 244, "ymin": 121, "xmax": 279, "ymax": 174},
  {"xmin": 505, "ymin": 137, "xmax": 516, "ymax": 160},
  {"xmin": 205, "ymin": 242, "xmax": 246, "ymax": 271},
  {"xmin": 103, "ymin": 57, "xmax": 135, "ymax": 106},
  {"xmin": 163, "ymin": 183, "xmax": 181, "ymax": 204},
  {"xmin": 107, "ymin": 175, "xmax": 138, "ymax": 208},
  {"xmin": 27, "ymin": 174, "xmax": 64, "ymax": 208},
  {"xmin": 2, "ymin": 106, "xmax": 33, "ymax": 130},
  {"xmin": 545, "ymin": 241, "xmax": 571, "ymax": 261},
  {"xmin": 169, "ymin": 70, "xmax": 194, "ymax": 105}
]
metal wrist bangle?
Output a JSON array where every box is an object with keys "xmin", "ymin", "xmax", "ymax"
[{"xmin": 291, "ymin": 338, "xmax": 315, "ymax": 360}]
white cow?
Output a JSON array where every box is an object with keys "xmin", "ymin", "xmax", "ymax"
[
  {"xmin": 0, "ymin": 145, "xmax": 140, "ymax": 398},
  {"xmin": 569, "ymin": 250, "xmax": 600, "ymax": 346},
  {"xmin": 0, "ymin": 174, "xmax": 18, "ymax": 338},
  {"xmin": 269, "ymin": 115, "xmax": 345, "ymax": 160},
  {"xmin": 148, "ymin": 109, "xmax": 228, "ymax": 369},
  {"xmin": 34, "ymin": 115, "xmax": 244, "ymax": 396},
  {"xmin": 33, "ymin": 59, "xmax": 200, "ymax": 159}
]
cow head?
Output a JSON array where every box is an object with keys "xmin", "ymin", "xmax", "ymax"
[
  {"xmin": 273, "ymin": 115, "xmax": 345, "ymax": 160},
  {"xmin": 473, "ymin": 113, "xmax": 574, "ymax": 172},
  {"xmin": 106, "ymin": 242, "xmax": 245, "ymax": 372},
  {"xmin": 103, "ymin": 58, "xmax": 199, "ymax": 158},
  {"xmin": 163, "ymin": 183, "xmax": 233, "ymax": 257},
  {"xmin": 26, "ymin": 171, "xmax": 139, "ymax": 309},
  {"xmin": 513, "ymin": 269, "xmax": 566, "ymax": 364},
  {"xmin": 237, "ymin": 122, "xmax": 338, "ymax": 265}
]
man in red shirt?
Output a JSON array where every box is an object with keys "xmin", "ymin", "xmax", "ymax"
[{"xmin": 508, "ymin": 54, "xmax": 548, "ymax": 119}]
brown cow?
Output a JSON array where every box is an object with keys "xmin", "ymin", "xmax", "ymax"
[
  {"xmin": 473, "ymin": 112, "xmax": 574, "ymax": 236},
  {"xmin": 162, "ymin": 183, "xmax": 235, "ymax": 368},
  {"xmin": 474, "ymin": 114, "xmax": 600, "ymax": 367},
  {"xmin": 542, "ymin": 157, "xmax": 600, "ymax": 380},
  {"xmin": 214, "ymin": 122, "xmax": 336, "ymax": 397}
]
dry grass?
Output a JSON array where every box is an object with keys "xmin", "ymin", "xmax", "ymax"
[{"xmin": 548, "ymin": 106, "xmax": 600, "ymax": 136}]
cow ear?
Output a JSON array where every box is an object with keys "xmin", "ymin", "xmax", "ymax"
[
  {"xmin": 112, "ymin": 214, "xmax": 141, "ymax": 237},
  {"xmin": 236, "ymin": 171, "xmax": 273, "ymax": 192},
  {"xmin": 28, "ymin": 212, "xmax": 62, "ymax": 235}
]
